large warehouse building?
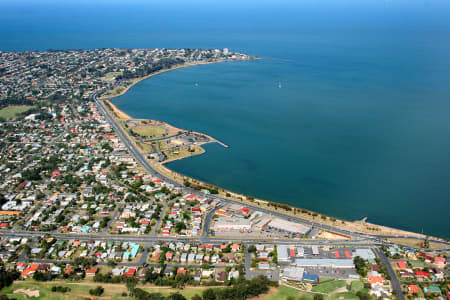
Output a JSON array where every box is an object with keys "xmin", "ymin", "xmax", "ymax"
[
  {"xmin": 213, "ymin": 217, "xmax": 251, "ymax": 232},
  {"xmin": 265, "ymin": 218, "xmax": 311, "ymax": 235},
  {"xmin": 294, "ymin": 258, "xmax": 355, "ymax": 268}
]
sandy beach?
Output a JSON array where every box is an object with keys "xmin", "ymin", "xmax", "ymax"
[{"xmin": 104, "ymin": 100, "xmax": 132, "ymax": 119}]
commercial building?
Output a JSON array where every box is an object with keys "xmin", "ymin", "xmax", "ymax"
[
  {"xmin": 213, "ymin": 217, "xmax": 251, "ymax": 232},
  {"xmin": 277, "ymin": 245, "xmax": 290, "ymax": 262},
  {"xmin": 281, "ymin": 267, "xmax": 305, "ymax": 282},
  {"xmin": 265, "ymin": 218, "xmax": 311, "ymax": 235},
  {"xmin": 294, "ymin": 258, "xmax": 354, "ymax": 268},
  {"xmin": 354, "ymin": 249, "xmax": 375, "ymax": 260}
]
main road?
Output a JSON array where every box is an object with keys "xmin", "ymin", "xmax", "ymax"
[{"xmin": 1, "ymin": 229, "xmax": 380, "ymax": 247}]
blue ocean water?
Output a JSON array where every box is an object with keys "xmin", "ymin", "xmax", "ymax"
[{"xmin": 2, "ymin": 0, "xmax": 450, "ymax": 237}]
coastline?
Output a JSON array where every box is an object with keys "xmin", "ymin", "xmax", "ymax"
[
  {"xmin": 100, "ymin": 59, "xmax": 257, "ymax": 100},
  {"xmin": 100, "ymin": 61, "xmax": 445, "ymax": 241}
]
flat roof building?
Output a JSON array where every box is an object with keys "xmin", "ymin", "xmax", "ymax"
[
  {"xmin": 312, "ymin": 245, "xmax": 320, "ymax": 255},
  {"xmin": 277, "ymin": 245, "xmax": 290, "ymax": 262},
  {"xmin": 281, "ymin": 267, "xmax": 304, "ymax": 282},
  {"xmin": 213, "ymin": 217, "xmax": 251, "ymax": 232},
  {"xmin": 266, "ymin": 218, "xmax": 311, "ymax": 235},
  {"xmin": 355, "ymin": 249, "xmax": 375, "ymax": 260},
  {"xmin": 295, "ymin": 258, "xmax": 354, "ymax": 268}
]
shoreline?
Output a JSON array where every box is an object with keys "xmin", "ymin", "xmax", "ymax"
[
  {"xmin": 100, "ymin": 62, "xmax": 446, "ymax": 241},
  {"xmin": 100, "ymin": 59, "xmax": 257, "ymax": 100}
]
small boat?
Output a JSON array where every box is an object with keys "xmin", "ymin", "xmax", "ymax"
[
  {"xmin": 194, "ymin": 83, "xmax": 199, "ymax": 87},
  {"xmin": 278, "ymin": 82, "xmax": 282, "ymax": 88}
]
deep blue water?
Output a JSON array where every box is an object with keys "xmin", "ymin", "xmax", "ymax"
[{"xmin": 2, "ymin": 0, "xmax": 450, "ymax": 237}]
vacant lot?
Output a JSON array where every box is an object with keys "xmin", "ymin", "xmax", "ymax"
[{"xmin": 0, "ymin": 105, "xmax": 34, "ymax": 120}]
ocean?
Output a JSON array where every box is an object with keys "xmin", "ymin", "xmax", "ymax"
[{"xmin": 2, "ymin": 0, "xmax": 450, "ymax": 237}]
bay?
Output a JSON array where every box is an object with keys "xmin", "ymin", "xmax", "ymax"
[{"xmin": 2, "ymin": 0, "xmax": 450, "ymax": 237}]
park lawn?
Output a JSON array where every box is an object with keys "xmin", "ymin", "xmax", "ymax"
[
  {"xmin": 320, "ymin": 277, "xmax": 336, "ymax": 283},
  {"xmin": 350, "ymin": 281, "xmax": 364, "ymax": 293},
  {"xmin": 103, "ymin": 72, "xmax": 123, "ymax": 80},
  {"xmin": 0, "ymin": 105, "xmax": 34, "ymax": 120},
  {"xmin": 165, "ymin": 146, "xmax": 205, "ymax": 162},
  {"xmin": 132, "ymin": 125, "xmax": 166, "ymax": 138},
  {"xmin": 139, "ymin": 286, "xmax": 221, "ymax": 299},
  {"xmin": 137, "ymin": 141, "xmax": 154, "ymax": 152},
  {"xmin": 387, "ymin": 238, "xmax": 443, "ymax": 250},
  {"xmin": 263, "ymin": 286, "xmax": 314, "ymax": 300},
  {"xmin": 311, "ymin": 280, "xmax": 346, "ymax": 294},
  {"xmin": 330, "ymin": 292, "xmax": 359, "ymax": 300},
  {"xmin": 2, "ymin": 281, "xmax": 129, "ymax": 300}
]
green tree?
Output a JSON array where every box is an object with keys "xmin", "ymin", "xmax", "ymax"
[
  {"xmin": 191, "ymin": 294, "xmax": 202, "ymax": 300},
  {"xmin": 313, "ymin": 294, "xmax": 324, "ymax": 300},
  {"xmin": 202, "ymin": 288, "xmax": 217, "ymax": 300}
]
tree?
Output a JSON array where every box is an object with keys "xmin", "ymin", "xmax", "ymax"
[
  {"xmin": 166, "ymin": 293, "xmax": 186, "ymax": 300},
  {"xmin": 313, "ymin": 294, "xmax": 324, "ymax": 300},
  {"xmin": 191, "ymin": 294, "xmax": 202, "ymax": 300},
  {"xmin": 354, "ymin": 256, "xmax": 367, "ymax": 277},
  {"xmin": 126, "ymin": 277, "xmax": 137, "ymax": 296},
  {"xmin": 202, "ymin": 288, "xmax": 217, "ymax": 300},
  {"xmin": 248, "ymin": 245, "xmax": 257, "ymax": 253},
  {"xmin": 89, "ymin": 286, "xmax": 104, "ymax": 296}
]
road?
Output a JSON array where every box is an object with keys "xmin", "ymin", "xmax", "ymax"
[
  {"xmin": 0, "ymin": 230, "xmax": 380, "ymax": 247},
  {"xmin": 201, "ymin": 204, "xmax": 223, "ymax": 239},
  {"xmin": 104, "ymin": 202, "xmax": 124, "ymax": 234},
  {"xmin": 374, "ymin": 248, "xmax": 405, "ymax": 300}
]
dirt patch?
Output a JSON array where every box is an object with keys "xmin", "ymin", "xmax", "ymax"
[{"xmin": 14, "ymin": 288, "xmax": 40, "ymax": 297}]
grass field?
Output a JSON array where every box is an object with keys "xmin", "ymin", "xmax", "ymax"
[
  {"xmin": 137, "ymin": 141, "xmax": 155, "ymax": 152},
  {"xmin": 329, "ymin": 292, "xmax": 359, "ymax": 300},
  {"xmin": 311, "ymin": 280, "xmax": 346, "ymax": 294},
  {"xmin": 140, "ymin": 286, "xmax": 218, "ymax": 299},
  {"xmin": 387, "ymin": 238, "xmax": 443, "ymax": 250},
  {"xmin": 1, "ymin": 281, "xmax": 129, "ymax": 300},
  {"xmin": 0, "ymin": 105, "xmax": 34, "ymax": 120},
  {"xmin": 263, "ymin": 286, "xmax": 314, "ymax": 300},
  {"xmin": 165, "ymin": 146, "xmax": 205, "ymax": 162},
  {"xmin": 349, "ymin": 281, "xmax": 364, "ymax": 293},
  {"xmin": 320, "ymin": 277, "xmax": 336, "ymax": 283},
  {"xmin": 1, "ymin": 281, "xmax": 226, "ymax": 300},
  {"xmin": 103, "ymin": 72, "xmax": 123, "ymax": 80},
  {"xmin": 132, "ymin": 125, "xmax": 166, "ymax": 138}
]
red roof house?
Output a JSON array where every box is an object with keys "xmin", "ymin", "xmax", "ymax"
[
  {"xmin": 408, "ymin": 285, "xmax": 419, "ymax": 294},
  {"xmin": 125, "ymin": 267, "xmax": 136, "ymax": 277}
]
